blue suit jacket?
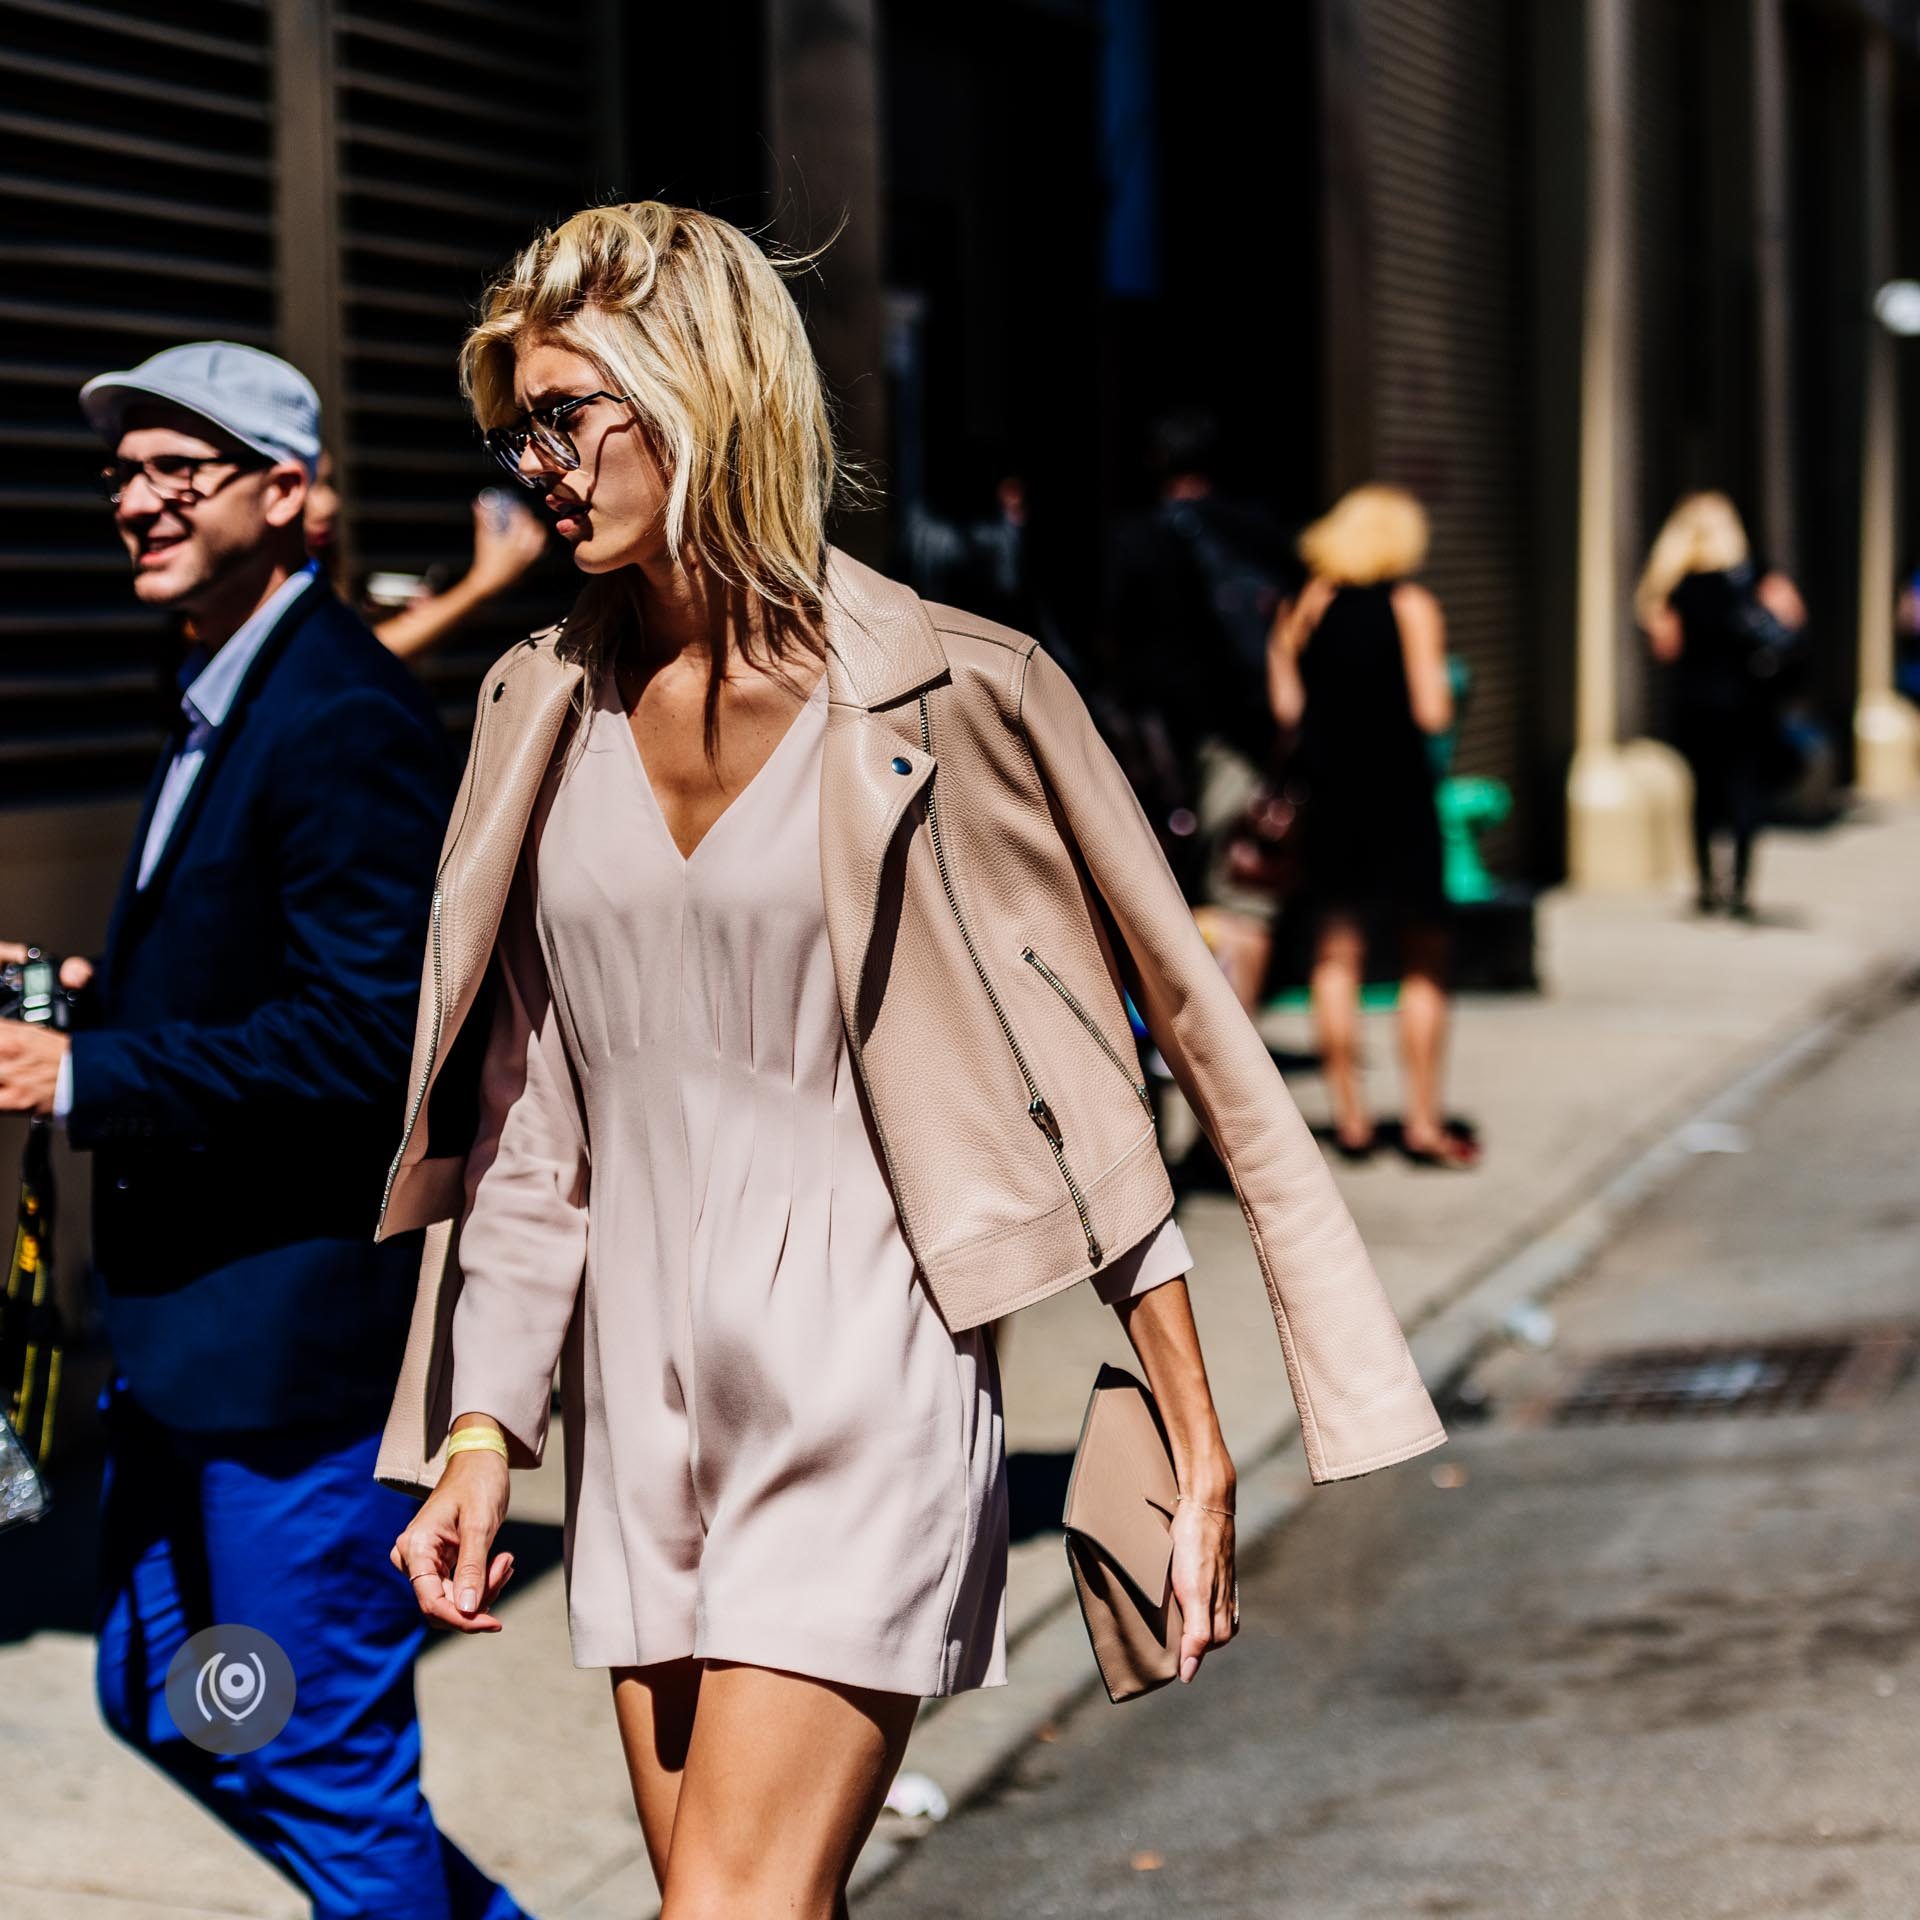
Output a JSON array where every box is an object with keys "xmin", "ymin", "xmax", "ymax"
[{"xmin": 68, "ymin": 580, "xmax": 454, "ymax": 1432}]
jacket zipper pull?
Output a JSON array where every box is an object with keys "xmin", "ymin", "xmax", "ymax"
[{"xmin": 1028, "ymin": 1094, "xmax": 1063, "ymax": 1147}]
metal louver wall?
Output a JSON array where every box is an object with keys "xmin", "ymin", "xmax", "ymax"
[
  {"xmin": 333, "ymin": 0, "xmax": 609, "ymax": 730},
  {"xmin": 0, "ymin": 0, "xmax": 275, "ymax": 804},
  {"xmin": 0, "ymin": 0, "xmax": 614, "ymax": 805},
  {"xmin": 1359, "ymin": 0, "xmax": 1532, "ymax": 870}
]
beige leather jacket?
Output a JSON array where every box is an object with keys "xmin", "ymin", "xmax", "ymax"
[{"xmin": 374, "ymin": 548, "xmax": 1443, "ymax": 1492}]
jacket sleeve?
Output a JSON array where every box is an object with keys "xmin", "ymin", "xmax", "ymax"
[
  {"xmin": 65, "ymin": 686, "xmax": 446, "ymax": 1148},
  {"xmin": 1015, "ymin": 640, "xmax": 1445, "ymax": 1482},
  {"xmin": 444, "ymin": 852, "xmax": 589, "ymax": 1465}
]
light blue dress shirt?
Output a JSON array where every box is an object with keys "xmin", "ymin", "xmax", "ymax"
[{"xmin": 54, "ymin": 564, "xmax": 320, "ymax": 1122}]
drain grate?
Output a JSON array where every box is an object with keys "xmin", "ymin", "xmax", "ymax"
[{"xmin": 1545, "ymin": 1331, "xmax": 1916, "ymax": 1425}]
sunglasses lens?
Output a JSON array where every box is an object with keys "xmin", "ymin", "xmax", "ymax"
[{"xmin": 530, "ymin": 418, "xmax": 576, "ymax": 469}]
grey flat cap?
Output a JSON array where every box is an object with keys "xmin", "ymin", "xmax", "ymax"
[{"xmin": 80, "ymin": 341, "xmax": 322, "ymax": 475}]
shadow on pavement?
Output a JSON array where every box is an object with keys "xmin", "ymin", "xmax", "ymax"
[
  {"xmin": 0, "ymin": 1448, "xmax": 566, "ymax": 1645},
  {"xmin": 0, "ymin": 1450, "xmax": 103, "ymax": 1641}
]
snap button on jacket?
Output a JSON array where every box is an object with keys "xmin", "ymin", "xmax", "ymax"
[{"xmin": 374, "ymin": 548, "xmax": 1445, "ymax": 1494}]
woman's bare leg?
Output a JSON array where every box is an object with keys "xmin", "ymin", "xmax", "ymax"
[
  {"xmin": 1398, "ymin": 924, "xmax": 1454, "ymax": 1152},
  {"xmin": 655, "ymin": 1660, "xmax": 920, "ymax": 1920},
  {"xmin": 610, "ymin": 1659, "xmax": 704, "ymax": 1886},
  {"xmin": 1310, "ymin": 913, "xmax": 1370, "ymax": 1148}
]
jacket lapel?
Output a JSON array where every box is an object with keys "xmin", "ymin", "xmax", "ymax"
[
  {"xmin": 436, "ymin": 643, "xmax": 583, "ymax": 1046},
  {"xmin": 119, "ymin": 576, "xmax": 326, "ymax": 934},
  {"xmin": 375, "ymin": 635, "xmax": 581, "ymax": 1236},
  {"xmin": 101, "ymin": 719, "xmax": 185, "ymax": 968},
  {"xmin": 817, "ymin": 547, "xmax": 950, "ymax": 1039}
]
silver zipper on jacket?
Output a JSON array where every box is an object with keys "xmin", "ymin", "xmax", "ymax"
[
  {"xmin": 917, "ymin": 695, "xmax": 1103, "ymax": 1267},
  {"xmin": 1020, "ymin": 947, "xmax": 1154, "ymax": 1118},
  {"xmin": 377, "ymin": 882, "xmax": 445, "ymax": 1233}
]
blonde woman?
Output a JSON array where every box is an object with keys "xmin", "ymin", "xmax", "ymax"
[
  {"xmin": 1636, "ymin": 492, "xmax": 1807, "ymax": 918},
  {"xmin": 375, "ymin": 205, "xmax": 1443, "ymax": 1917},
  {"xmin": 1269, "ymin": 485, "xmax": 1475, "ymax": 1169}
]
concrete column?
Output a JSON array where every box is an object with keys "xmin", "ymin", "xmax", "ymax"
[
  {"xmin": 1750, "ymin": 0, "xmax": 1795, "ymax": 574},
  {"xmin": 270, "ymin": 0, "xmax": 349, "ymax": 578},
  {"xmin": 765, "ymin": 0, "xmax": 889, "ymax": 567},
  {"xmin": 1853, "ymin": 32, "xmax": 1920, "ymax": 796},
  {"xmin": 1567, "ymin": 0, "xmax": 1653, "ymax": 888}
]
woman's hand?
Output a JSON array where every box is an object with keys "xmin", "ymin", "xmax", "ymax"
[
  {"xmin": 391, "ymin": 1446, "xmax": 516, "ymax": 1633},
  {"xmin": 467, "ymin": 491, "xmax": 549, "ymax": 597},
  {"xmin": 1170, "ymin": 1494, "xmax": 1239, "ymax": 1683},
  {"xmin": 1644, "ymin": 603, "xmax": 1684, "ymax": 663},
  {"xmin": 1107, "ymin": 1275, "xmax": 1242, "ymax": 1681}
]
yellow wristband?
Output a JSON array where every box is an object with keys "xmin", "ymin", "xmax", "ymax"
[{"xmin": 445, "ymin": 1428, "xmax": 510, "ymax": 1462}]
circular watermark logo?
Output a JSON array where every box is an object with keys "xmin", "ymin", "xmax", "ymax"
[{"xmin": 163, "ymin": 1625, "xmax": 297, "ymax": 1754}]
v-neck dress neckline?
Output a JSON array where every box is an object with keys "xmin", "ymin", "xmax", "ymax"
[{"xmin": 607, "ymin": 662, "xmax": 828, "ymax": 868}]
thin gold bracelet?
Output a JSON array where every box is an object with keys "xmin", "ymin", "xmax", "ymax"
[
  {"xmin": 445, "ymin": 1428, "xmax": 510, "ymax": 1461},
  {"xmin": 1175, "ymin": 1492, "xmax": 1236, "ymax": 1518}
]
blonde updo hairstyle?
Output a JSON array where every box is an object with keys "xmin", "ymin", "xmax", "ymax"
[
  {"xmin": 460, "ymin": 202, "xmax": 860, "ymax": 736},
  {"xmin": 1298, "ymin": 484, "xmax": 1430, "ymax": 586}
]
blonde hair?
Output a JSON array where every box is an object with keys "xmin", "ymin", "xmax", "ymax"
[
  {"xmin": 1298, "ymin": 484, "xmax": 1429, "ymax": 586},
  {"xmin": 461, "ymin": 202, "xmax": 862, "ymax": 732},
  {"xmin": 1635, "ymin": 491, "xmax": 1750, "ymax": 627}
]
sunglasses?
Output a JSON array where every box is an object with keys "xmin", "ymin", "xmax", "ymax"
[{"xmin": 483, "ymin": 391, "xmax": 633, "ymax": 487}]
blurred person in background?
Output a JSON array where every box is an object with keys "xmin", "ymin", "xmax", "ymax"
[
  {"xmin": 0, "ymin": 341, "xmax": 526, "ymax": 1920},
  {"xmin": 1103, "ymin": 410, "xmax": 1299, "ymax": 1013},
  {"xmin": 1892, "ymin": 560, "xmax": 1920, "ymax": 705},
  {"xmin": 896, "ymin": 439, "xmax": 1085, "ymax": 676},
  {"xmin": 306, "ymin": 451, "xmax": 549, "ymax": 661},
  {"xmin": 1269, "ymin": 485, "xmax": 1477, "ymax": 1170},
  {"xmin": 1636, "ymin": 491, "xmax": 1808, "ymax": 921}
]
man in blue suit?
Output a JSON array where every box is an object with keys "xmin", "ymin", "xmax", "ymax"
[{"xmin": 0, "ymin": 343, "xmax": 529, "ymax": 1920}]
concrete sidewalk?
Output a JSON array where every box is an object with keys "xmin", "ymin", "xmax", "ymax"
[{"xmin": 5, "ymin": 806, "xmax": 1919, "ymax": 1920}]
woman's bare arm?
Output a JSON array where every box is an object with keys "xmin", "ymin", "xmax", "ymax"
[
  {"xmin": 376, "ymin": 495, "xmax": 549, "ymax": 661},
  {"xmin": 1109, "ymin": 1277, "xmax": 1239, "ymax": 1681},
  {"xmin": 1392, "ymin": 582, "xmax": 1454, "ymax": 734},
  {"xmin": 1268, "ymin": 575, "xmax": 1333, "ymax": 729}
]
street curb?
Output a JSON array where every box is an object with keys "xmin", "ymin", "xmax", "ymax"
[{"xmin": 847, "ymin": 941, "xmax": 1920, "ymax": 1905}]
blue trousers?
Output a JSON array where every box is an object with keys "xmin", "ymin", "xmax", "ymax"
[{"xmin": 94, "ymin": 1383, "xmax": 531, "ymax": 1920}]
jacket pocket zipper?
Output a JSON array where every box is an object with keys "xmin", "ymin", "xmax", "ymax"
[
  {"xmin": 918, "ymin": 695, "xmax": 1103, "ymax": 1266},
  {"xmin": 1021, "ymin": 947, "xmax": 1154, "ymax": 1118}
]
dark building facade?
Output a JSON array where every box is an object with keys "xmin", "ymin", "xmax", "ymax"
[{"xmin": 5, "ymin": 0, "xmax": 1920, "ymax": 936}]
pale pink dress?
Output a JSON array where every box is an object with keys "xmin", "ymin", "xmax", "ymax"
[{"xmin": 446, "ymin": 662, "xmax": 1193, "ymax": 1696}]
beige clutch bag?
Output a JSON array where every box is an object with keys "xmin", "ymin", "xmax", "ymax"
[{"xmin": 1061, "ymin": 1362, "xmax": 1183, "ymax": 1702}]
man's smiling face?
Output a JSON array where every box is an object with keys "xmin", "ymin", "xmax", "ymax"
[{"xmin": 108, "ymin": 411, "xmax": 281, "ymax": 612}]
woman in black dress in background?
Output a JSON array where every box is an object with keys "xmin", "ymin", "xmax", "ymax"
[
  {"xmin": 1269, "ymin": 485, "xmax": 1476, "ymax": 1169},
  {"xmin": 1635, "ymin": 491, "xmax": 1807, "ymax": 919}
]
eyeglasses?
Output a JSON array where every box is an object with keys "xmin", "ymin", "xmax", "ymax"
[
  {"xmin": 98, "ymin": 453, "xmax": 265, "ymax": 507},
  {"xmin": 483, "ymin": 391, "xmax": 632, "ymax": 487}
]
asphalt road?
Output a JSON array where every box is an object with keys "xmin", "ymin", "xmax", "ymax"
[{"xmin": 859, "ymin": 992, "xmax": 1920, "ymax": 1919}]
